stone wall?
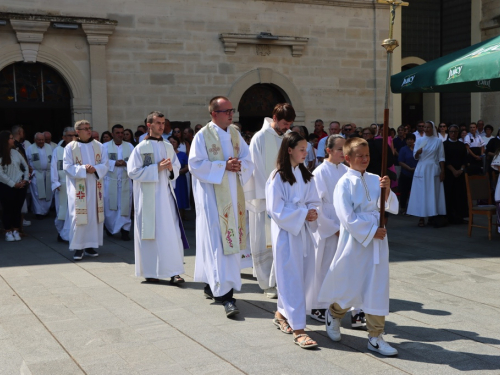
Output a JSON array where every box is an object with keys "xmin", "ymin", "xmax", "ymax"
[{"xmin": 0, "ymin": 0, "xmax": 391, "ymax": 133}]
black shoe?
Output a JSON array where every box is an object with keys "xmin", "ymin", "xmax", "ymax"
[
  {"xmin": 145, "ymin": 278, "xmax": 160, "ymax": 283},
  {"xmin": 73, "ymin": 250, "xmax": 84, "ymax": 260},
  {"xmin": 84, "ymin": 248, "xmax": 99, "ymax": 257},
  {"xmin": 57, "ymin": 234, "xmax": 68, "ymax": 243},
  {"xmin": 223, "ymin": 299, "xmax": 240, "ymax": 318},
  {"xmin": 121, "ymin": 229, "xmax": 130, "ymax": 241},
  {"xmin": 310, "ymin": 309, "xmax": 326, "ymax": 322},
  {"xmin": 351, "ymin": 311, "xmax": 367, "ymax": 328},
  {"xmin": 203, "ymin": 284, "xmax": 214, "ymax": 299},
  {"xmin": 170, "ymin": 275, "xmax": 185, "ymax": 284},
  {"xmin": 105, "ymin": 227, "xmax": 113, "ymax": 237}
]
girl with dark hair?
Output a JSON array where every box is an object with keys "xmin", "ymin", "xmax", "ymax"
[
  {"xmin": 123, "ymin": 128, "xmax": 137, "ymax": 146},
  {"xmin": 265, "ymin": 131, "xmax": 321, "ymax": 349},
  {"xmin": 172, "ymin": 127, "xmax": 190, "ymax": 155},
  {"xmin": 100, "ymin": 131, "xmax": 112, "ymax": 144},
  {"xmin": 0, "ymin": 131, "xmax": 29, "ymax": 241},
  {"xmin": 464, "ymin": 122, "xmax": 486, "ymax": 175}
]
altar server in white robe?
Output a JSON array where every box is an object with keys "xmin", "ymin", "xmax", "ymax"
[
  {"xmin": 244, "ymin": 103, "xmax": 295, "ymax": 299},
  {"xmin": 128, "ymin": 111, "xmax": 188, "ymax": 284},
  {"xmin": 318, "ymin": 137, "xmax": 399, "ymax": 356},
  {"xmin": 103, "ymin": 124, "xmax": 134, "ymax": 241},
  {"xmin": 51, "ymin": 127, "xmax": 75, "ymax": 243},
  {"xmin": 63, "ymin": 120, "xmax": 109, "ymax": 260},
  {"xmin": 27, "ymin": 133, "xmax": 53, "ymax": 218},
  {"xmin": 407, "ymin": 121, "xmax": 446, "ymax": 227},
  {"xmin": 266, "ymin": 131, "xmax": 321, "ymax": 349},
  {"xmin": 310, "ymin": 135, "xmax": 347, "ymax": 322},
  {"xmin": 189, "ymin": 96, "xmax": 254, "ymax": 318}
]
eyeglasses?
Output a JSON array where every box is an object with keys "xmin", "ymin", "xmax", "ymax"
[
  {"xmin": 344, "ymin": 128, "xmax": 352, "ymax": 131},
  {"xmin": 78, "ymin": 127, "xmax": 92, "ymax": 131},
  {"xmin": 173, "ymin": 130, "xmax": 181, "ymax": 133},
  {"xmin": 66, "ymin": 134, "xmax": 77, "ymax": 137},
  {"xmin": 439, "ymin": 125, "xmax": 446, "ymax": 128},
  {"xmin": 449, "ymin": 130, "xmax": 458, "ymax": 133},
  {"xmin": 214, "ymin": 109, "xmax": 236, "ymax": 115}
]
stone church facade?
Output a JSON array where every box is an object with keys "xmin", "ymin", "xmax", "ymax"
[{"xmin": 0, "ymin": 0, "xmax": 498, "ymax": 137}]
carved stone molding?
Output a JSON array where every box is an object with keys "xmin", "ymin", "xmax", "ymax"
[
  {"xmin": 220, "ymin": 33, "xmax": 309, "ymax": 57},
  {"xmin": 82, "ymin": 24, "xmax": 116, "ymax": 45},
  {"xmin": 256, "ymin": 45, "xmax": 271, "ymax": 56},
  {"xmin": 10, "ymin": 20, "xmax": 50, "ymax": 63},
  {"xmin": 259, "ymin": 0, "xmax": 386, "ymax": 8}
]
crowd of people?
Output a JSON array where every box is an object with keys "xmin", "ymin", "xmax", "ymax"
[{"xmin": 1, "ymin": 97, "xmax": 499, "ymax": 357}]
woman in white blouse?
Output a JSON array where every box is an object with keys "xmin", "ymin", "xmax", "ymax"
[
  {"xmin": 464, "ymin": 122, "xmax": 485, "ymax": 175},
  {"xmin": 438, "ymin": 122, "xmax": 448, "ymax": 142},
  {"xmin": 0, "ymin": 131, "xmax": 30, "ymax": 241}
]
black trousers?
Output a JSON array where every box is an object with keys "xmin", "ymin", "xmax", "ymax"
[
  {"xmin": 204, "ymin": 284, "xmax": 233, "ymax": 303},
  {"xmin": 0, "ymin": 183, "xmax": 27, "ymax": 230},
  {"xmin": 398, "ymin": 173, "xmax": 413, "ymax": 210},
  {"xmin": 444, "ymin": 170, "xmax": 468, "ymax": 222}
]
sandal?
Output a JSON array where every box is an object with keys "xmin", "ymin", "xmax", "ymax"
[
  {"xmin": 273, "ymin": 317, "xmax": 293, "ymax": 334},
  {"xmin": 170, "ymin": 275, "xmax": 185, "ymax": 284},
  {"xmin": 418, "ymin": 218, "xmax": 425, "ymax": 227},
  {"xmin": 293, "ymin": 334, "xmax": 318, "ymax": 349}
]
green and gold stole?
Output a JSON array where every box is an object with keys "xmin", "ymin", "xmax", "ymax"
[
  {"xmin": 106, "ymin": 141, "xmax": 132, "ymax": 216},
  {"xmin": 138, "ymin": 139, "xmax": 177, "ymax": 240},
  {"xmin": 201, "ymin": 124, "xmax": 246, "ymax": 255},
  {"xmin": 56, "ymin": 146, "xmax": 68, "ymax": 220},
  {"xmin": 71, "ymin": 140, "xmax": 104, "ymax": 226},
  {"xmin": 29, "ymin": 143, "xmax": 53, "ymax": 201}
]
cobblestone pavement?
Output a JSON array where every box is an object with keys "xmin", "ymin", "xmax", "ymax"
[{"xmin": 1, "ymin": 211, "xmax": 500, "ymax": 374}]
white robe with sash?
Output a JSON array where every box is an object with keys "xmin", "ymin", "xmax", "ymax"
[
  {"xmin": 103, "ymin": 141, "xmax": 134, "ymax": 234},
  {"xmin": 266, "ymin": 166, "xmax": 321, "ymax": 330},
  {"xmin": 51, "ymin": 145, "xmax": 70, "ymax": 241},
  {"xmin": 318, "ymin": 169, "xmax": 398, "ymax": 316},
  {"xmin": 127, "ymin": 139, "xmax": 185, "ymax": 278},
  {"xmin": 244, "ymin": 117, "xmax": 283, "ymax": 289},
  {"xmin": 189, "ymin": 122, "xmax": 254, "ymax": 297},
  {"xmin": 27, "ymin": 144, "xmax": 52, "ymax": 215},
  {"xmin": 63, "ymin": 140, "xmax": 109, "ymax": 250},
  {"xmin": 407, "ymin": 135, "xmax": 446, "ymax": 217},
  {"xmin": 311, "ymin": 161, "xmax": 348, "ymax": 309}
]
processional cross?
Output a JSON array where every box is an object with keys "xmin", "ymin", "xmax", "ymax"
[{"xmin": 376, "ymin": 0, "xmax": 409, "ymax": 227}]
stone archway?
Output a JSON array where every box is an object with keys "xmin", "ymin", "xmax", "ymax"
[
  {"xmin": 0, "ymin": 62, "xmax": 72, "ymax": 142},
  {"xmin": 227, "ymin": 68, "xmax": 305, "ymax": 126},
  {"xmin": 401, "ymin": 57, "xmax": 439, "ymax": 126}
]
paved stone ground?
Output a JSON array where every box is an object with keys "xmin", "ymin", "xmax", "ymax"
[{"xmin": 1, "ymin": 210, "xmax": 500, "ymax": 375}]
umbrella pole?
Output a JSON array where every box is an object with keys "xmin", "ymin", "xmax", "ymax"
[{"xmin": 377, "ymin": 0, "xmax": 408, "ymax": 228}]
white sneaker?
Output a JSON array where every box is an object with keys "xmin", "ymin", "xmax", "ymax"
[
  {"xmin": 325, "ymin": 309, "xmax": 341, "ymax": 342},
  {"xmin": 264, "ymin": 287, "xmax": 278, "ymax": 299},
  {"xmin": 23, "ymin": 219, "xmax": 31, "ymax": 227},
  {"xmin": 367, "ymin": 334, "xmax": 398, "ymax": 356},
  {"xmin": 12, "ymin": 230, "xmax": 21, "ymax": 241},
  {"xmin": 5, "ymin": 231, "xmax": 15, "ymax": 242}
]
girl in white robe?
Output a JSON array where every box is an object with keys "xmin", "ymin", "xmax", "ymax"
[
  {"xmin": 310, "ymin": 135, "xmax": 347, "ymax": 322},
  {"xmin": 266, "ymin": 132, "xmax": 321, "ymax": 349}
]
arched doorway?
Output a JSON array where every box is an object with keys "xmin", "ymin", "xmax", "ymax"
[
  {"xmin": 237, "ymin": 83, "xmax": 288, "ymax": 133},
  {"xmin": 0, "ymin": 62, "xmax": 72, "ymax": 143}
]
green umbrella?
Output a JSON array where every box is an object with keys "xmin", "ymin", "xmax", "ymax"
[{"xmin": 391, "ymin": 34, "xmax": 500, "ymax": 93}]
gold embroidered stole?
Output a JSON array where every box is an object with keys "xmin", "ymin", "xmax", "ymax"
[
  {"xmin": 138, "ymin": 140, "xmax": 176, "ymax": 240},
  {"xmin": 29, "ymin": 143, "xmax": 52, "ymax": 201},
  {"xmin": 71, "ymin": 141, "xmax": 104, "ymax": 225},
  {"xmin": 56, "ymin": 146, "xmax": 68, "ymax": 220},
  {"xmin": 202, "ymin": 124, "xmax": 246, "ymax": 255},
  {"xmin": 106, "ymin": 141, "xmax": 132, "ymax": 216}
]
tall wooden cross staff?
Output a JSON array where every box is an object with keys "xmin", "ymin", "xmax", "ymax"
[{"xmin": 377, "ymin": 0, "xmax": 408, "ymax": 227}]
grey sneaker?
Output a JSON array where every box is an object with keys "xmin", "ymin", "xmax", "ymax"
[
  {"xmin": 325, "ymin": 309, "xmax": 341, "ymax": 342},
  {"xmin": 367, "ymin": 334, "xmax": 398, "ymax": 356},
  {"xmin": 264, "ymin": 287, "xmax": 277, "ymax": 299}
]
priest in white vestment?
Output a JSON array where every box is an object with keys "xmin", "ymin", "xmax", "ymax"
[
  {"xmin": 63, "ymin": 120, "xmax": 109, "ymax": 260},
  {"xmin": 407, "ymin": 121, "xmax": 446, "ymax": 226},
  {"xmin": 27, "ymin": 133, "xmax": 53, "ymax": 218},
  {"xmin": 127, "ymin": 111, "xmax": 188, "ymax": 284},
  {"xmin": 103, "ymin": 125, "xmax": 134, "ymax": 241},
  {"xmin": 189, "ymin": 96, "xmax": 254, "ymax": 318},
  {"xmin": 244, "ymin": 103, "xmax": 295, "ymax": 299},
  {"xmin": 44, "ymin": 131, "xmax": 58, "ymax": 150},
  {"xmin": 51, "ymin": 127, "xmax": 75, "ymax": 243}
]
